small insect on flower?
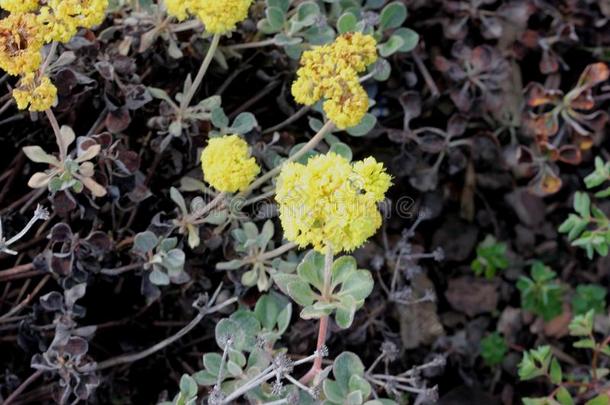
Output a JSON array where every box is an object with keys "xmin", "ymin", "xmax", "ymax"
[
  {"xmin": 0, "ymin": 0, "xmax": 40, "ymax": 14},
  {"xmin": 275, "ymin": 152, "xmax": 391, "ymax": 253},
  {"xmin": 164, "ymin": 0, "xmax": 253, "ymax": 34},
  {"xmin": 291, "ymin": 32, "xmax": 378, "ymax": 129},
  {"xmin": 200, "ymin": 134, "xmax": 260, "ymax": 193},
  {"xmin": 0, "ymin": 13, "xmax": 44, "ymax": 76},
  {"xmin": 13, "ymin": 73, "xmax": 57, "ymax": 111},
  {"xmin": 37, "ymin": 0, "xmax": 108, "ymax": 43}
]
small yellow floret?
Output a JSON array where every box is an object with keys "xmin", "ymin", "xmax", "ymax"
[
  {"xmin": 352, "ymin": 157, "xmax": 393, "ymax": 202},
  {"xmin": 0, "ymin": 13, "xmax": 43, "ymax": 76},
  {"xmin": 13, "ymin": 74, "xmax": 57, "ymax": 111},
  {"xmin": 275, "ymin": 153, "xmax": 391, "ymax": 253},
  {"xmin": 38, "ymin": 0, "xmax": 108, "ymax": 43},
  {"xmin": 200, "ymin": 135, "xmax": 260, "ymax": 193},
  {"xmin": 0, "ymin": 0, "xmax": 39, "ymax": 13},
  {"xmin": 291, "ymin": 33, "xmax": 378, "ymax": 129}
]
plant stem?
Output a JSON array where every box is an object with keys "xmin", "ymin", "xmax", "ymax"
[
  {"xmin": 261, "ymin": 399, "xmax": 288, "ymax": 405},
  {"xmin": 0, "ymin": 275, "xmax": 50, "ymax": 321},
  {"xmin": 238, "ymin": 120, "xmax": 335, "ymax": 198},
  {"xmin": 39, "ymin": 42, "xmax": 58, "ymax": 75},
  {"xmin": 300, "ymin": 245, "xmax": 333, "ymax": 384},
  {"xmin": 100, "ymin": 263, "xmax": 142, "ymax": 276},
  {"xmin": 3, "ymin": 369, "xmax": 44, "ymax": 405},
  {"xmin": 191, "ymin": 192, "xmax": 226, "ymax": 224},
  {"xmin": 242, "ymin": 189, "xmax": 276, "ymax": 206},
  {"xmin": 45, "ymin": 109, "xmax": 66, "ymax": 162},
  {"xmin": 322, "ymin": 245, "xmax": 333, "ymax": 297},
  {"xmin": 180, "ymin": 33, "xmax": 221, "ymax": 111},
  {"xmin": 0, "ymin": 98, "xmax": 14, "ymax": 115},
  {"xmin": 0, "ymin": 263, "xmax": 34, "ymax": 281},
  {"xmin": 591, "ymin": 335, "xmax": 610, "ymax": 382},
  {"xmin": 412, "ymin": 50, "xmax": 440, "ymax": 99},
  {"xmin": 220, "ymin": 352, "xmax": 320, "ymax": 404},
  {"xmin": 263, "ymin": 106, "xmax": 310, "ymax": 135},
  {"xmin": 220, "ymin": 366, "xmax": 276, "ymax": 404},
  {"xmin": 225, "ymin": 38, "xmax": 276, "ymax": 51},
  {"xmin": 92, "ymin": 296, "xmax": 237, "ymax": 371},
  {"xmin": 258, "ymin": 241, "xmax": 298, "ymax": 261}
]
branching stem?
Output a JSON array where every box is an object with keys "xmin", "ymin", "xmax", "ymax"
[
  {"xmin": 300, "ymin": 245, "xmax": 333, "ymax": 384},
  {"xmin": 180, "ymin": 33, "xmax": 221, "ymax": 111}
]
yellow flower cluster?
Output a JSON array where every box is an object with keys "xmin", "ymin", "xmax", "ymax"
[
  {"xmin": 13, "ymin": 74, "xmax": 57, "ymax": 111},
  {"xmin": 275, "ymin": 153, "xmax": 391, "ymax": 253},
  {"xmin": 165, "ymin": 0, "xmax": 253, "ymax": 34},
  {"xmin": 292, "ymin": 33, "xmax": 378, "ymax": 129},
  {"xmin": 38, "ymin": 0, "xmax": 109, "ymax": 43},
  {"xmin": 165, "ymin": 0, "xmax": 190, "ymax": 21},
  {"xmin": 0, "ymin": 13, "xmax": 43, "ymax": 75},
  {"xmin": 200, "ymin": 135, "xmax": 261, "ymax": 193},
  {"xmin": 0, "ymin": 0, "xmax": 108, "ymax": 111},
  {"xmin": 0, "ymin": 0, "xmax": 39, "ymax": 13}
]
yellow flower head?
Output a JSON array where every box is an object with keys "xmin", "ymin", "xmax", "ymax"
[
  {"xmin": 0, "ymin": 13, "xmax": 43, "ymax": 76},
  {"xmin": 13, "ymin": 73, "xmax": 57, "ymax": 111},
  {"xmin": 200, "ymin": 135, "xmax": 260, "ymax": 193},
  {"xmin": 275, "ymin": 153, "xmax": 391, "ymax": 253},
  {"xmin": 165, "ymin": 0, "xmax": 190, "ymax": 21},
  {"xmin": 165, "ymin": 0, "xmax": 252, "ymax": 34},
  {"xmin": 38, "ymin": 0, "xmax": 108, "ymax": 43},
  {"xmin": 352, "ymin": 157, "xmax": 393, "ymax": 201},
  {"xmin": 291, "ymin": 32, "xmax": 378, "ymax": 129},
  {"xmin": 0, "ymin": 0, "xmax": 39, "ymax": 13},
  {"xmin": 196, "ymin": 0, "xmax": 252, "ymax": 34}
]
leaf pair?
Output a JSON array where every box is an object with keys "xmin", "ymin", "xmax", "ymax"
[
  {"xmin": 273, "ymin": 251, "xmax": 373, "ymax": 329},
  {"xmin": 24, "ymin": 126, "xmax": 106, "ymax": 197},
  {"xmin": 323, "ymin": 352, "xmax": 397, "ymax": 405}
]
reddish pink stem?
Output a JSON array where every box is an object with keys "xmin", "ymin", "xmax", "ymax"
[{"xmin": 300, "ymin": 315, "xmax": 329, "ymax": 384}]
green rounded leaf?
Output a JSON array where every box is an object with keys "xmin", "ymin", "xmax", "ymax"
[
  {"xmin": 149, "ymin": 268, "xmax": 170, "ymax": 285},
  {"xmin": 297, "ymin": 250, "xmax": 325, "ymax": 291},
  {"xmin": 179, "ymin": 374, "xmax": 197, "ymax": 398},
  {"xmin": 266, "ymin": 7, "xmax": 285, "ymax": 30},
  {"xmin": 394, "ymin": 27, "xmax": 419, "ymax": 52},
  {"xmin": 329, "ymin": 142, "xmax": 353, "ymax": 161},
  {"xmin": 337, "ymin": 12, "xmax": 358, "ymax": 34},
  {"xmin": 379, "ymin": 1, "xmax": 407, "ymax": 30},
  {"xmin": 203, "ymin": 353, "xmax": 223, "ymax": 375},
  {"xmin": 346, "ymin": 114, "xmax": 377, "ymax": 137},
  {"xmin": 132, "ymin": 231, "xmax": 158, "ymax": 254},
  {"xmin": 333, "ymin": 352, "xmax": 365, "ymax": 388},
  {"xmin": 378, "ymin": 35, "xmax": 405, "ymax": 57},
  {"xmin": 287, "ymin": 280, "xmax": 316, "ymax": 307}
]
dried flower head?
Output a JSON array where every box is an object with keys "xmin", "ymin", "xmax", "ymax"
[
  {"xmin": 291, "ymin": 32, "xmax": 378, "ymax": 129},
  {"xmin": 200, "ymin": 135, "xmax": 260, "ymax": 193},
  {"xmin": 381, "ymin": 341, "xmax": 399, "ymax": 361},
  {"xmin": 13, "ymin": 73, "xmax": 57, "ymax": 111},
  {"xmin": 275, "ymin": 152, "xmax": 391, "ymax": 253},
  {"xmin": 0, "ymin": 13, "xmax": 43, "ymax": 76},
  {"xmin": 165, "ymin": 0, "xmax": 252, "ymax": 34}
]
